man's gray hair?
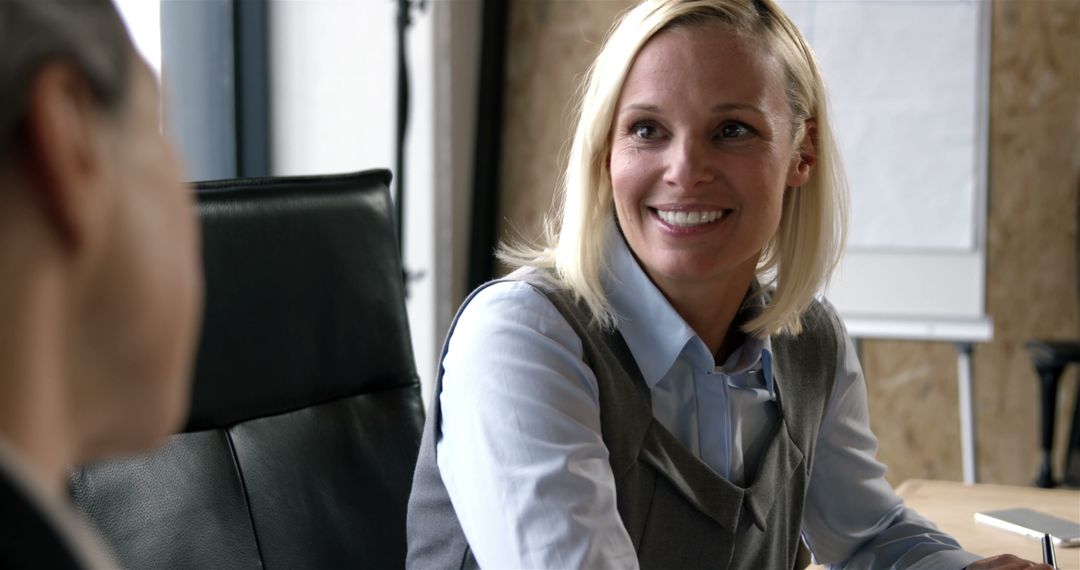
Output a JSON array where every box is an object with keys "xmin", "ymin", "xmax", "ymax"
[{"xmin": 0, "ymin": 0, "xmax": 133, "ymax": 155}]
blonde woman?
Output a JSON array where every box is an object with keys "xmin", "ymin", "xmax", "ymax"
[{"xmin": 408, "ymin": 1, "xmax": 1044, "ymax": 568}]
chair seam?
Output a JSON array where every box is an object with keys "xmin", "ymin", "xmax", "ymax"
[{"xmin": 224, "ymin": 428, "xmax": 268, "ymax": 569}]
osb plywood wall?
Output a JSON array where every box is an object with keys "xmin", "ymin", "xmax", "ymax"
[
  {"xmin": 972, "ymin": 0, "xmax": 1078, "ymax": 484},
  {"xmin": 497, "ymin": 0, "xmax": 1080, "ymax": 486},
  {"xmin": 497, "ymin": 0, "xmax": 637, "ymax": 248}
]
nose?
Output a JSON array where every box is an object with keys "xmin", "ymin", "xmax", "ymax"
[{"xmin": 663, "ymin": 135, "xmax": 714, "ymax": 191}]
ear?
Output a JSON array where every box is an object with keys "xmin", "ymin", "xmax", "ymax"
[
  {"xmin": 786, "ymin": 119, "xmax": 817, "ymax": 189},
  {"xmin": 21, "ymin": 62, "xmax": 113, "ymax": 252}
]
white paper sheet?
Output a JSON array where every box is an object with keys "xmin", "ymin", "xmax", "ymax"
[{"xmin": 776, "ymin": 0, "xmax": 983, "ymax": 251}]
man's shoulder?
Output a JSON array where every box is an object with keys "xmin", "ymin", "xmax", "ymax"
[{"xmin": 0, "ymin": 464, "xmax": 82, "ymax": 569}]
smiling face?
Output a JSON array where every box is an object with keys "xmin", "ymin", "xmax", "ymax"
[{"xmin": 609, "ymin": 23, "xmax": 811, "ymax": 299}]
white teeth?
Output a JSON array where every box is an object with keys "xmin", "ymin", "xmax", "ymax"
[{"xmin": 656, "ymin": 209, "xmax": 724, "ymax": 226}]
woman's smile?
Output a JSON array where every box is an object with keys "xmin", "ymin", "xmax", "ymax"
[{"xmin": 650, "ymin": 206, "xmax": 731, "ymax": 234}]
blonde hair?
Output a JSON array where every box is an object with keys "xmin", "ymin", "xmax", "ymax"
[{"xmin": 500, "ymin": 0, "xmax": 847, "ymax": 337}]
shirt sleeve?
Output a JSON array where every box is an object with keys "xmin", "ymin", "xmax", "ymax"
[
  {"xmin": 801, "ymin": 316, "xmax": 981, "ymax": 570},
  {"xmin": 436, "ymin": 281, "xmax": 639, "ymax": 570}
]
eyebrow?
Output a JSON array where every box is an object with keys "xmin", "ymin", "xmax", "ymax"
[{"xmin": 619, "ymin": 102, "xmax": 767, "ymax": 115}]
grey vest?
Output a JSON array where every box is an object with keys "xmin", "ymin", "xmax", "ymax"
[{"xmin": 407, "ymin": 268, "xmax": 839, "ymax": 569}]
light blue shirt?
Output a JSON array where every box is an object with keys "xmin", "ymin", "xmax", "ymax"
[{"xmin": 436, "ymin": 230, "xmax": 980, "ymax": 569}]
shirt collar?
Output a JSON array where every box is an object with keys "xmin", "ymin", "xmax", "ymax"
[
  {"xmin": 604, "ymin": 226, "xmax": 696, "ymax": 387},
  {"xmin": 723, "ymin": 335, "xmax": 776, "ymax": 397},
  {"xmin": 602, "ymin": 225, "xmax": 776, "ymax": 398}
]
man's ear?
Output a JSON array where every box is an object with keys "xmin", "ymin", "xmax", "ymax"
[
  {"xmin": 787, "ymin": 119, "xmax": 817, "ymax": 189},
  {"xmin": 21, "ymin": 62, "xmax": 112, "ymax": 252}
]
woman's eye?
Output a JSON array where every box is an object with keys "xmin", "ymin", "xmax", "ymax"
[
  {"xmin": 630, "ymin": 121, "xmax": 660, "ymax": 140},
  {"xmin": 718, "ymin": 122, "xmax": 751, "ymax": 139}
]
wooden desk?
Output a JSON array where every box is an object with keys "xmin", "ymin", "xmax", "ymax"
[{"xmin": 897, "ymin": 479, "xmax": 1080, "ymax": 569}]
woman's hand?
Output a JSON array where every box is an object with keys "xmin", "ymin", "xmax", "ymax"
[{"xmin": 966, "ymin": 554, "xmax": 1054, "ymax": 569}]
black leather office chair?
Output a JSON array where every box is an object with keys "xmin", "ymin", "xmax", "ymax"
[{"xmin": 70, "ymin": 170, "xmax": 424, "ymax": 568}]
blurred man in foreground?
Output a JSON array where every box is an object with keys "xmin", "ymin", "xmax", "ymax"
[{"xmin": 0, "ymin": 1, "xmax": 202, "ymax": 567}]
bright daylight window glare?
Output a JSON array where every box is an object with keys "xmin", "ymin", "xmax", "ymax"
[{"xmin": 113, "ymin": 0, "xmax": 162, "ymax": 78}]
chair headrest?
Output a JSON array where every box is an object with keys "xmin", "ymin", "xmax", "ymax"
[{"xmin": 186, "ymin": 170, "xmax": 416, "ymax": 432}]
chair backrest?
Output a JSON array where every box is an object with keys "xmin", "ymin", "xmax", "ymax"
[{"xmin": 70, "ymin": 170, "xmax": 424, "ymax": 569}]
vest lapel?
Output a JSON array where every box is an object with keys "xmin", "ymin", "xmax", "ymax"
[
  {"xmin": 742, "ymin": 382, "xmax": 805, "ymax": 531},
  {"xmin": 589, "ymin": 325, "xmax": 746, "ymax": 533},
  {"xmin": 587, "ymin": 327, "xmax": 653, "ymax": 479},
  {"xmin": 596, "ymin": 312, "xmax": 804, "ymax": 536},
  {"xmin": 637, "ymin": 419, "xmax": 745, "ymax": 532}
]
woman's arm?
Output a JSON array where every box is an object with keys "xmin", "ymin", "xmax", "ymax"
[
  {"xmin": 800, "ymin": 319, "xmax": 981, "ymax": 569},
  {"xmin": 436, "ymin": 281, "xmax": 638, "ymax": 569}
]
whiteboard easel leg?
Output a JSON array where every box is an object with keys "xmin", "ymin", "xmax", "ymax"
[{"xmin": 956, "ymin": 342, "xmax": 977, "ymax": 484}]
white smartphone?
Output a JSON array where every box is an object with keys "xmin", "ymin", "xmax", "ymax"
[{"xmin": 974, "ymin": 508, "xmax": 1080, "ymax": 547}]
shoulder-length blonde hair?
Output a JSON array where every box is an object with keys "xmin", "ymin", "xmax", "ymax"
[{"xmin": 500, "ymin": 0, "xmax": 847, "ymax": 337}]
